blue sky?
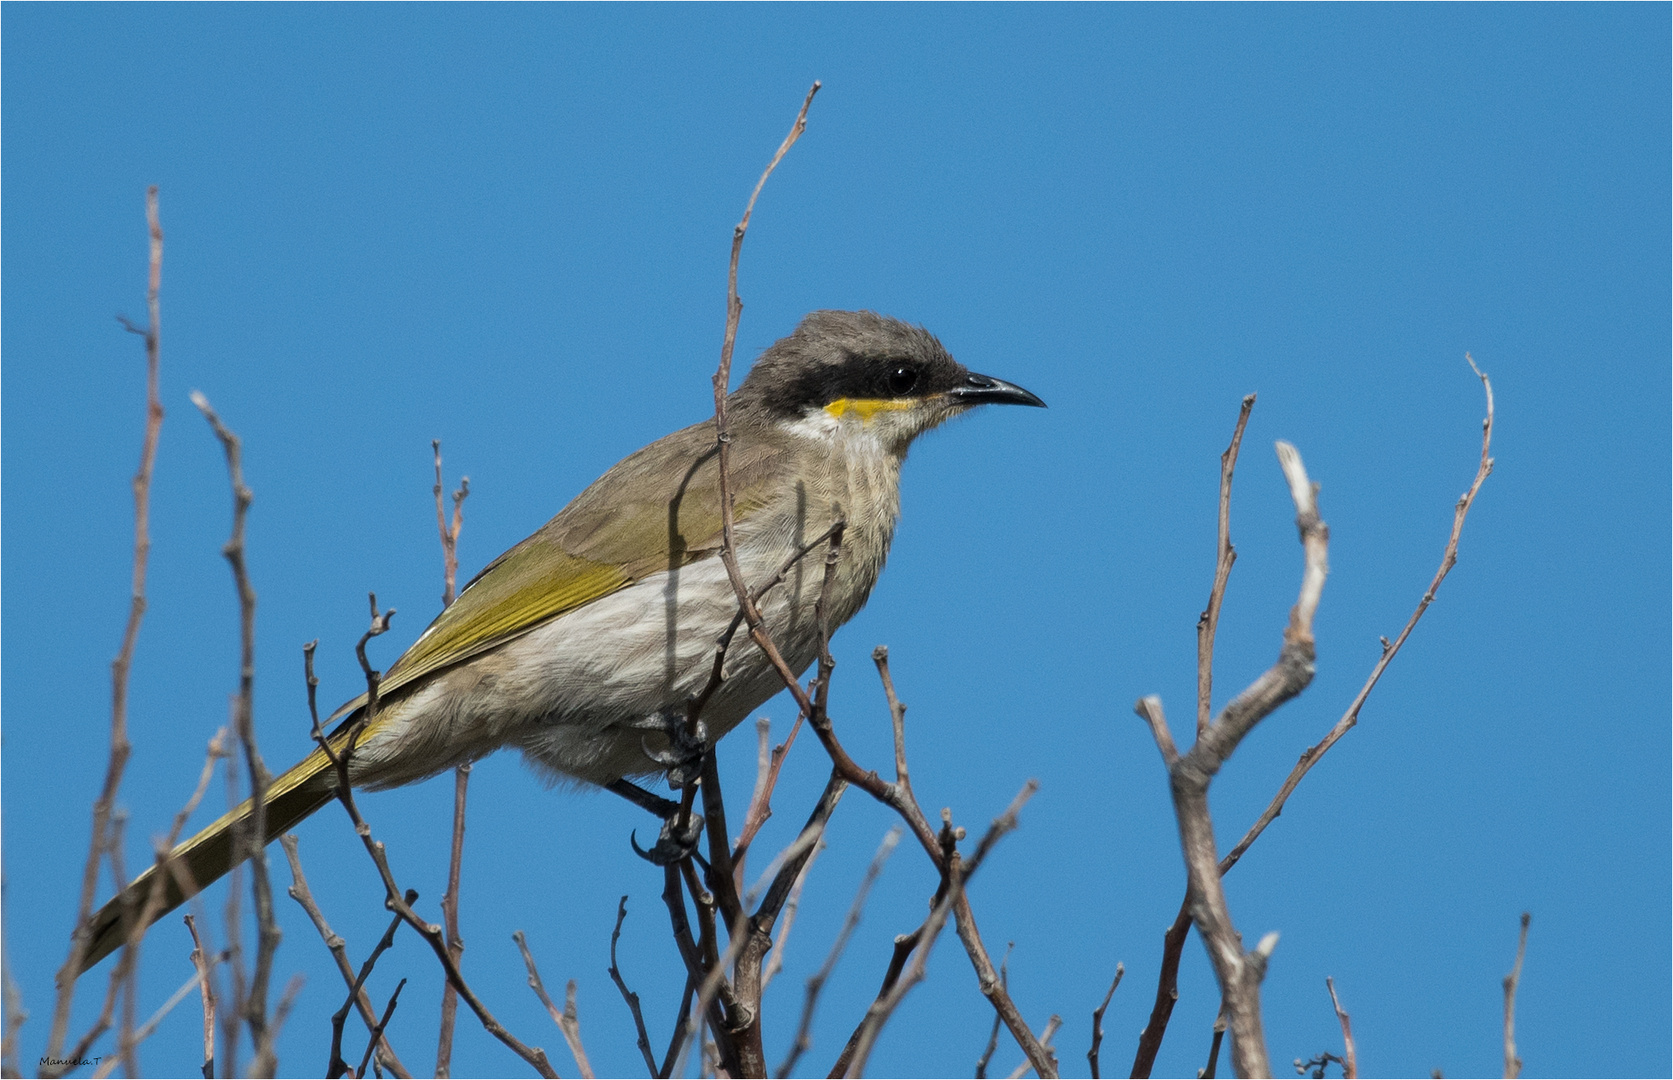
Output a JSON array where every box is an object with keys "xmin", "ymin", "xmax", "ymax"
[{"xmin": 3, "ymin": 5, "xmax": 1667, "ymax": 1078}]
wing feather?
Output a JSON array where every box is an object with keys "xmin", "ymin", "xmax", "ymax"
[{"xmin": 349, "ymin": 414, "xmax": 792, "ymax": 712}]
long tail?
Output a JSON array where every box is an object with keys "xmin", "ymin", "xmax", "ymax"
[{"xmin": 75, "ymin": 724, "xmax": 362, "ymax": 978}]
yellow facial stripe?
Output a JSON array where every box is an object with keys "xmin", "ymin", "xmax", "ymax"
[{"xmin": 824, "ymin": 397, "xmax": 917, "ymax": 422}]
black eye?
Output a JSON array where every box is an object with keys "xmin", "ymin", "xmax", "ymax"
[{"xmin": 887, "ymin": 365, "xmax": 918, "ymax": 396}]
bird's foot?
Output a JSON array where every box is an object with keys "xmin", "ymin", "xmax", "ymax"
[
  {"xmin": 639, "ymin": 714, "xmax": 710, "ymax": 790},
  {"xmin": 607, "ymin": 775, "xmax": 707, "ymax": 866},
  {"xmin": 629, "ymin": 811, "xmax": 706, "ymax": 866}
]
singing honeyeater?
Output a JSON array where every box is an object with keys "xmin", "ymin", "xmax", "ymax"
[{"xmin": 76, "ymin": 310, "xmax": 1044, "ymax": 974}]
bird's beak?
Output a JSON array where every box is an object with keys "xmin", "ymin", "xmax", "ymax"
[{"xmin": 947, "ymin": 372, "xmax": 1047, "ymax": 408}]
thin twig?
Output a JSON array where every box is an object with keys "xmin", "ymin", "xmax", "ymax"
[
  {"xmin": 1202, "ymin": 1011, "xmax": 1226, "ymax": 1080},
  {"xmin": 247, "ymin": 973, "xmax": 305, "ymax": 1079},
  {"xmin": 278, "ymin": 834, "xmax": 410, "ymax": 1078},
  {"xmin": 1006, "ymin": 1016, "xmax": 1062, "ymax": 1080},
  {"xmin": 89, "ymin": 964, "xmax": 207, "ymax": 1080},
  {"xmin": 322, "ymin": 610, "xmax": 557, "ymax": 1078},
  {"xmin": 606, "ymin": 897, "xmax": 658, "ymax": 1077},
  {"xmin": 431, "ymin": 440, "xmax": 469, "ymax": 609},
  {"xmin": 49, "ymin": 186, "xmax": 163, "ymax": 1061},
  {"xmin": 1086, "ymin": 963, "xmax": 1122, "ymax": 1079},
  {"xmin": 975, "ymin": 944, "xmax": 1014, "ymax": 1079},
  {"xmin": 2, "ymin": 893, "xmax": 27, "ymax": 1079},
  {"xmin": 1323, "ymin": 977, "xmax": 1356, "ymax": 1079},
  {"xmin": 64, "ymin": 821, "xmax": 132, "ymax": 1075},
  {"xmin": 1503, "ymin": 913, "xmax": 1530, "ymax": 1079},
  {"xmin": 844, "ymin": 784, "xmax": 1037, "ymax": 1077},
  {"xmin": 357, "ymin": 978, "xmax": 408, "ymax": 1080},
  {"xmin": 1216, "ymin": 363, "xmax": 1495, "ymax": 882},
  {"xmin": 432, "ymin": 440, "xmax": 472, "ymax": 1079},
  {"xmin": 759, "ymin": 837, "xmax": 823, "ymax": 993},
  {"xmin": 63, "ymin": 729, "xmax": 228, "ymax": 1076},
  {"xmin": 699, "ymin": 79, "xmax": 1051, "ymax": 1080},
  {"xmin": 1199, "ymin": 395, "xmax": 1254, "ymax": 739},
  {"xmin": 110, "ymin": 817, "xmax": 136, "ymax": 1079},
  {"xmin": 776, "ymin": 828, "xmax": 901, "ymax": 1078},
  {"xmin": 184, "ymin": 915, "xmax": 217, "ymax": 1080},
  {"xmin": 512, "ymin": 932, "xmax": 595, "ymax": 1079},
  {"xmin": 676, "ymin": 911, "xmax": 754, "ymax": 1080},
  {"xmin": 191, "ymin": 390, "xmax": 282, "ymax": 1054},
  {"xmin": 330, "ymin": 905, "xmax": 409, "ymax": 1079},
  {"xmin": 658, "ymin": 977, "xmax": 697, "ymax": 1080}
]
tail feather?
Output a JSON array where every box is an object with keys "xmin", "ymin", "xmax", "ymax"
[{"xmin": 75, "ymin": 734, "xmax": 350, "ymax": 978}]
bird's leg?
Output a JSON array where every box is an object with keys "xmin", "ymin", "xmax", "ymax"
[{"xmin": 605, "ymin": 777, "xmax": 682, "ymax": 820}]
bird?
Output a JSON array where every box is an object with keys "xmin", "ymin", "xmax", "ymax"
[{"xmin": 75, "ymin": 309, "xmax": 1044, "ymax": 975}]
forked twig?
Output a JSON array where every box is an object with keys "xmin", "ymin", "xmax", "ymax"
[
  {"xmin": 1136, "ymin": 439, "xmax": 1330, "ymax": 1078},
  {"xmin": 1132, "ymin": 368, "xmax": 1495, "ymax": 1075},
  {"xmin": 312, "ymin": 618, "xmax": 557, "ymax": 1078},
  {"xmin": 512, "ymin": 931, "xmax": 595, "ymax": 1079},
  {"xmin": 843, "ymin": 783, "xmax": 1037, "ymax": 1077},
  {"xmin": 776, "ymin": 828, "xmax": 901, "ymax": 1078},
  {"xmin": 279, "ymin": 834, "xmax": 410, "ymax": 1078}
]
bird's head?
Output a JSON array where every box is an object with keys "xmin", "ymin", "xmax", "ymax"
[{"xmin": 737, "ymin": 310, "xmax": 1045, "ymax": 454}]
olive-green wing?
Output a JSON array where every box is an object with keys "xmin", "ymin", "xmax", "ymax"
[{"xmin": 347, "ymin": 415, "xmax": 793, "ymax": 712}]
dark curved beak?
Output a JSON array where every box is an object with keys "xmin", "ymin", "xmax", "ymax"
[{"xmin": 947, "ymin": 371, "xmax": 1047, "ymax": 408}]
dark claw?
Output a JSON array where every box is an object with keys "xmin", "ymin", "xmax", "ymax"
[{"xmin": 629, "ymin": 811, "xmax": 706, "ymax": 866}]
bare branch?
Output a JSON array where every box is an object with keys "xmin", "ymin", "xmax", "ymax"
[
  {"xmin": 1132, "ymin": 369, "xmax": 1495, "ymax": 1075},
  {"xmin": 321, "ymin": 620, "xmax": 557, "ymax": 1078},
  {"xmin": 184, "ymin": 915, "xmax": 217, "ymax": 1080},
  {"xmin": 1219, "ymin": 362, "xmax": 1494, "ymax": 880},
  {"xmin": 1326, "ymin": 977, "xmax": 1356, "ymax": 1079},
  {"xmin": 431, "ymin": 440, "xmax": 469, "ymax": 609},
  {"xmin": 1006, "ymin": 1015, "xmax": 1062, "ymax": 1079},
  {"xmin": 432, "ymin": 440, "xmax": 472, "ymax": 1079},
  {"xmin": 760, "ymin": 837, "xmax": 825, "ymax": 993},
  {"xmin": 675, "ymin": 911, "xmax": 753, "ymax": 1079},
  {"xmin": 278, "ymin": 834, "xmax": 410, "ymax": 1078},
  {"xmin": 90, "ymin": 961, "xmax": 209, "ymax": 1080},
  {"xmin": 191, "ymin": 389, "xmax": 282, "ymax": 1055},
  {"xmin": 329, "ymin": 905, "xmax": 408, "ymax": 1079},
  {"xmin": 1199, "ymin": 394, "xmax": 1255, "ymax": 739},
  {"xmin": 1085, "ymin": 962, "xmax": 1122, "ymax": 1079},
  {"xmin": 1503, "ymin": 912, "xmax": 1530, "ymax": 1079},
  {"xmin": 436, "ymin": 760, "xmax": 472, "ymax": 1078},
  {"xmin": 975, "ymin": 944, "xmax": 1014, "ymax": 1079},
  {"xmin": 247, "ymin": 973, "xmax": 305, "ymax": 1079},
  {"xmin": 1202, "ymin": 1010, "xmax": 1226, "ymax": 1079},
  {"xmin": 776, "ymin": 828, "xmax": 901, "ymax": 1078},
  {"xmin": 605, "ymin": 897, "xmax": 658, "ymax": 1078},
  {"xmin": 844, "ymin": 783, "xmax": 1037, "ymax": 1077},
  {"xmin": 50, "ymin": 186, "xmax": 164, "ymax": 1059},
  {"xmin": 512, "ymin": 932, "xmax": 595, "ymax": 1079},
  {"xmin": 356, "ymin": 978, "xmax": 408, "ymax": 1080},
  {"xmin": 2, "ymin": 900, "xmax": 27, "ymax": 1079},
  {"xmin": 1137, "ymin": 441, "xmax": 1328, "ymax": 1079}
]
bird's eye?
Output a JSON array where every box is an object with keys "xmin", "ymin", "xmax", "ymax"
[{"xmin": 888, "ymin": 365, "xmax": 918, "ymax": 396}]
